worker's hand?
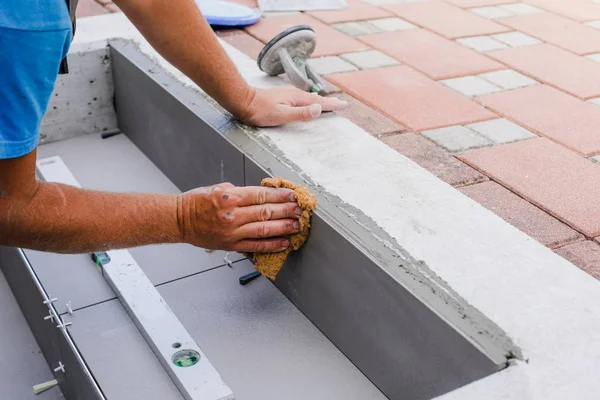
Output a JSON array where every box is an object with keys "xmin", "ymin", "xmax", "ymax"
[
  {"xmin": 238, "ymin": 87, "xmax": 348, "ymax": 127},
  {"xmin": 178, "ymin": 183, "xmax": 301, "ymax": 253}
]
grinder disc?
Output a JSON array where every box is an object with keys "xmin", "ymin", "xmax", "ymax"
[{"xmin": 257, "ymin": 25, "xmax": 317, "ymax": 76}]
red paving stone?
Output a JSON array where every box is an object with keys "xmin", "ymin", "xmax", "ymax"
[
  {"xmin": 332, "ymin": 93, "xmax": 408, "ymax": 136},
  {"xmin": 327, "ymin": 66, "xmax": 496, "ymax": 131},
  {"xmin": 359, "ymin": 29, "xmax": 504, "ymax": 80},
  {"xmin": 306, "ymin": 0, "xmax": 392, "ymax": 24},
  {"xmin": 225, "ymin": 0, "xmax": 259, "ymax": 7},
  {"xmin": 478, "ymin": 85, "xmax": 600, "ymax": 156},
  {"xmin": 76, "ymin": 0, "xmax": 109, "ymax": 17},
  {"xmin": 460, "ymin": 181, "xmax": 583, "ymax": 248},
  {"xmin": 499, "ymin": 13, "xmax": 600, "ymax": 55},
  {"xmin": 382, "ymin": 133, "xmax": 488, "ymax": 186},
  {"xmin": 489, "ymin": 44, "xmax": 600, "ymax": 100},
  {"xmin": 382, "ymin": 1, "xmax": 510, "ymax": 39},
  {"xmin": 215, "ymin": 29, "xmax": 265, "ymax": 60},
  {"xmin": 555, "ymin": 241, "xmax": 600, "ymax": 280},
  {"xmin": 444, "ymin": 0, "xmax": 516, "ymax": 7},
  {"xmin": 524, "ymin": 0, "xmax": 600, "ymax": 22},
  {"xmin": 459, "ymin": 138, "xmax": 600, "ymax": 237},
  {"xmin": 245, "ymin": 14, "xmax": 369, "ymax": 57}
]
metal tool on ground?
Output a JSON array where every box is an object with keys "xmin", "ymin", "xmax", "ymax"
[{"xmin": 257, "ymin": 25, "xmax": 328, "ymax": 95}]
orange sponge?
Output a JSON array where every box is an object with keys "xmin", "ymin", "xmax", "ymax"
[{"xmin": 245, "ymin": 177, "xmax": 317, "ymax": 280}]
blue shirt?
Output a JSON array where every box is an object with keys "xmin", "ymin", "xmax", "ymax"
[{"xmin": 0, "ymin": 1, "xmax": 72, "ymax": 159}]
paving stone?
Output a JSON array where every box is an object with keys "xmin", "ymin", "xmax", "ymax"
[
  {"xmin": 498, "ymin": 3, "xmax": 541, "ymax": 15},
  {"xmin": 364, "ymin": 0, "xmax": 425, "ymax": 4},
  {"xmin": 469, "ymin": 6, "xmax": 513, "ymax": 19},
  {"xmin": 382, "ymin": 133, "xmax": 488, "ymax": 186},
  {"xmin": 333, "ymin": 93, "xmax": 408, "ymax": 136},
  {"xmin": 422, "ymin": 125, "xmax": 493, "ymax": 152},
  {"xmin": 500, "ymin": 13, "xmax": 600, "ymax": 55},
  {"xmin": 491, "ymin": 31, "xmax": 541, "ymax": 48},
  {"xmin": 555, "ymin": 241, "xmax": 600, "ymax": 280},
  {"xmin": 340, "ymin": 50, "xmax": 400, "ymax": 69},
  {"xmin": 457, "ymin": 35, "xmax": 508, "ymax": 52},
  {"xmin": 359, "ymin": 29, "xmax": 504, "ymax": 79},
  {"xmin": 525, "ymin": 0, "xmax": 600, "ymax": 22},
  {"xmin": 466, "ymin": 118, "xmax": 536, "ymax": 144},
  {"xmin": 215, "ymin": 30, "xmax": 265, "ymax": 60},
  {"xmin": 489, "ymin": 44, "xmax": 600, "ymax": 99},
  {"xmin": 227, "ymin": 0, "xmax": 258, "ymax": 6},
  {"xmin": 478, "ymin": 69, "xmax": 538, "ymax": 90},
  {"xmin": 459, "ymin": 138, "xmax": 600, "ymax": 237},
  {"xmin": 478, "ymin": 85, "xmax": 600, "ymax": 156},
  {"xmin": 586, "ymin": 20, "xmax": 600, "ymax": 29},
  {"xmin": 245, "ymin": 14, "xmax": 368, "ymax": 57},
  {"xmin": 366, "ymin": 17, "xmax": 417, "ymax": 31},
  {"xmin": 382, "ymin": 1, "xmax": 510, "ymax": 39},
  {"xmin": 328, "ymin": 66, "xmax": 496, "ymax": 131},
  {"xmin": 460, "ymin": 181, "xmax": 583, "ymax": 248},
  {"xmin": 261, "ymin": 11, "xmax": 301, "ymax": 18},
  {"xmin": 333, "ymin": 21, "xmax": 383, "ymax": 37},
  {"xmin": 306, "ymin": 0, "xmax": 392, "ymax": 24},
  {"xmin": 76, "ymin": 0, "xmax": 109, "ymax": 17},
  {"xmin": 444, "ymin": 0, "xmax": 516, "ymax": 7},
  {"xmin": 441, "ymin": 76, "xmax": 502, "ymax": 97},
  {"xmin": 307, "ymin": 56, "xmax": 358, "ymax": 75},
  {"xmin": 588, "ymin": 98, "xmax": 600, "ymax": 107},
  {"xmin": 586, "ymin": 53, "xmax": 600, "ymax": 63}
]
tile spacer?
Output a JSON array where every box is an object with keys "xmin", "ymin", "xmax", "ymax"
[
  {"xmin": 44, "ymin": 311, "xmax": 55, "ymax": 323},
  {"xmin": 43, "ymin": 297, "xmax": 58, "ymax": 305},
  {"xmin": 66, "ymin": 301, "xmax": 74, "ymax": 315},
  {"xmin": 54, "ymin": 362, "xmax": 65, "ymax": 374},
  {"xmin": 57, "ymin": 322, "xmax": 72, "ymax": 329}
]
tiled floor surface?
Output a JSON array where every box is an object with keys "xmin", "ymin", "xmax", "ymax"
[{"xmin": 78, "ymin": 0, "xmax": 600, "ymax": 280}]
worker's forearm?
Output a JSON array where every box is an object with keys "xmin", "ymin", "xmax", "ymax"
[
  {"xmin": 115, "ymin": 0, "xmax": 253, "ymax": 118},
  {"xmin": 1, "ymin": 181, "xmax": 181, "ymax": 253}
]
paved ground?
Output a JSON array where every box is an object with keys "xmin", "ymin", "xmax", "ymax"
[{"xmin": 80, "ymin": 0, "xmax": 600, "ymax": 281}]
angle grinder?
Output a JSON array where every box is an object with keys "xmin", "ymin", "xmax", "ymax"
[{"xmin": 257, "ymin": 25, "xmax": 328, "ymax": 94}]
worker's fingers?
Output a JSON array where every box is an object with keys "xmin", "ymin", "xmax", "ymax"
[
  {"xmin": 274, "ymin": 103, "xmax": 323, "ymax": 124},
  {"xmin": 231, "ymin": 238, "xmax": 290, "ymax": 253},
  {"xmin": 293, "ymin": 92, "xmax": 348, "ymax": 112},
  {"xmin": 229, "ymin": 186, "xmax": 296, "ymax": 206},
  {"xmin": 232, "ymin": 219, "xmax": 299, "ymax": 240},
  {"xmin": 232, "ymin": 202, "xmax": 301, "ymax": 226}
]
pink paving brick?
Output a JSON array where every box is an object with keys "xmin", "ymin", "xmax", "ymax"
[
  {"xmin": 525, "ymin": 0, "xmax": 600, "ymax": 22},
  {"xmin": 444, "ymin": 0, "xmax": 516, "ymax": 7},
  {"xmin": 306, "ymin": 0, "xmax": 392, "ymax": 24},
  {"xmin": 555, "ymin": 241, "xmax": 600, "ymax": 280},
  {"xmin": 382, "ymin": 133, "xmax": 488, "ymax": 186},
  {"xmin": 382, "ymin": 1, "xmax": 510, "ymax": 39},
  {"xmin": 459, "ymin": 138, "xmax": 600, "ymax": 237},
  {"xmin": 359, "ymin": 29, "xmax": 504, "ymax": 80},
  {"xmin": 245, "ymin": 14, "xmax": 368, "ymax": 57},
  {"xmin": 489, "ymin": 44, "xmax": 600, "ymax": 100},
  {"xmin": 460, "ymin": 181, "xmax": 583, "ymax": 248},
  {"xmin": 225, "ymin": 0, "xmax": 258, "ymax": 7},
  {"xmin": 477, "ymin": 85, "xmax": 600, "ymax": 156},
  {"xmin": 333, "ymin": 94, "xmax": 408, "ymax": 136},
  {"xmin": 500, "ymin": 13, "xmax": 600, "ymax": 55},
  {"xmin": 327, "ymin": 66, "xmax": 496, "ymax": 131},
  {"xmin": 76, "ymin": 0, "xmax": 109, "ymax": 17},
  {"xmin": 215, "ymin": 29, "xmax": 265, "ymax": 60}
]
